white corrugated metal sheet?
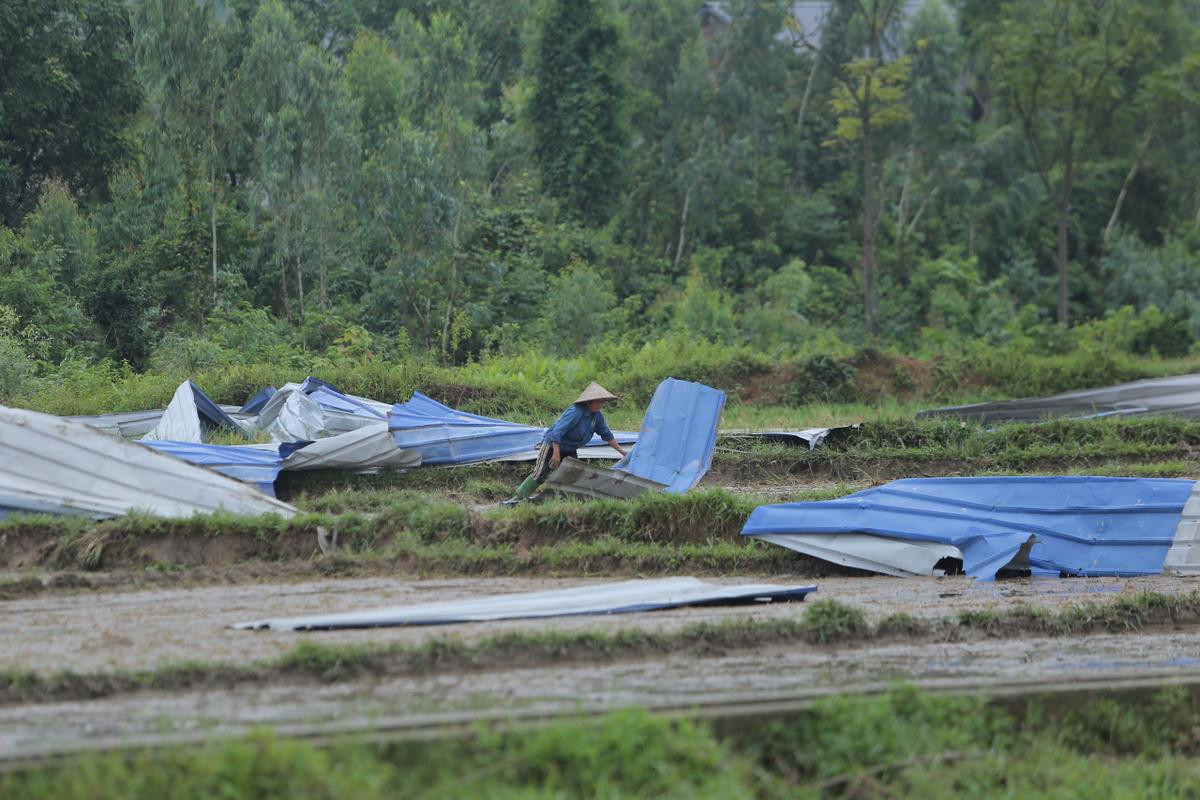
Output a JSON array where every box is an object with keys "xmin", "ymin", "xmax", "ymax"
[
  {"xmin": 234, "ymin": 577, "xmax": 817, "ymax": 630},
  {"xmin": 1164, "ymin": 482, "xmax": 1200, "ymax": 575},
  {"xmin": 755, "ymin": 533, "xmax": 962, "ymax": 577},
  {"xmin": 140, "ymin": 380, "xmax": 204, "ymax": 442},
  {"xmin": 0, "ymin": 405, "xmax": 296, "ymax": 519}
]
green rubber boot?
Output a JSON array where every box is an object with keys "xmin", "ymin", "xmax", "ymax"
[{"xmin": 503, "ymin": 476, "xmax": 539, "ymax": 505}]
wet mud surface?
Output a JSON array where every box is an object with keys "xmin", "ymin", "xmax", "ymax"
[
  {"xmin": 4, "ymin": 628, "xmax": 1200, "ymax": 758},
  {"xmin": 5, "ymin": 572, "xmax": 1200, "ymax": 758},
  {"xmin": 5, "ymin": 573, "xmax": 1198, "ymax": 674}
]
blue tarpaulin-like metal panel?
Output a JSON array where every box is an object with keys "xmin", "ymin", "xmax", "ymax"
[
  {"xmin": 140, "ymin": 441, "xmax": 284, "ymax": 496},
  {"xmin": 299, "ymin": 377, "xmax": 388, "ymax": 420},
  {"xmin": 742, "ymin": 477, "xmax": 1196, "ymax": 579},
  {"xmin": 389, "ymin": 392, "xmax": 634, "ymax": 465},
  {"xmin": 240, "ymin": 386, "xmax": 277, "ymax": 415},
  {"xmin": 613, "ymin": 378, "xmax": 725, "ymax": 493}
]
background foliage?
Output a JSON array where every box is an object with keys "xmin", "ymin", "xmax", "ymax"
[{"xmin": 1, "ymin": 0, "xmax": 1199, "ymax": 401}]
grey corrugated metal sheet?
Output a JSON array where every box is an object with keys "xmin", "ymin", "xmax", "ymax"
[
  {"xmin": 141, "ymin": 380, "xmax": 248, "ymax": 442},
  {"xmin": 281, "ymin": 426, "xmax": 421, "ymax": 472},
  {"xmin": 722, "ymin": 424, "xmax": 860, "ymax": 450},
  {"xmin": 68, "ymin": 406, "xmax": 249, "ymax": 439},
  {"xmin": 0, "ymin": 405, "xmax": 296, "ymax": 519},
  {"xmin": 918, "ymin": 374, "xmax": 1200, "ymax": 422},
  {"xmin": 233, "ymin": 577, "xmax": 817, "ymax": 631},
  {"xmin": 754, "ymin": 533, "xmax": 961, "ymax": 577},
  {"xmin": 542, "ymin": 457, "xmax": 667, "ymax": 500},
  {"xmin": 1164, "ymin": 482, "xmax": 1200, "ymax": 575}
]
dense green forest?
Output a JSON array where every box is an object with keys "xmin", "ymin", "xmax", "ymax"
[{"xmin": 1, "ymin": 0, "xmax": 1199, "ymax": 403}]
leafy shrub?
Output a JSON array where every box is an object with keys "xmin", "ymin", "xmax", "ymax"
[{"xmin": 790, "ymin": 353, "xmax": 856, "ymax": 404}]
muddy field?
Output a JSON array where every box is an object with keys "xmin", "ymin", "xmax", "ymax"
[
  {"xmin": 4, "ymin": 573, "xmax": 1195, "ymax": 673},
  {"xmin": 6, "ymin": 568, "xmax": 1200, "ymax": 759},
  {"xmin": 6, "ymin": 448, "xmax": 1200, "ymax": 764}
]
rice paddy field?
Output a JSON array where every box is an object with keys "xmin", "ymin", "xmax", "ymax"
[{"xmin": 6, "ymin": 399, "xmax": 1200, "ymax": 797}]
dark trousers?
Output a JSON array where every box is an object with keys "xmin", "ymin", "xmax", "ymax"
[{"xmin": 527, "ymin": 441, "xmax": 576, "ymax": 487}]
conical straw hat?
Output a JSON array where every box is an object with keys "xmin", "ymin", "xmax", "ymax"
[{"xmin": 575, "ymin": 381, "xmax": 618, "ymax": 404}]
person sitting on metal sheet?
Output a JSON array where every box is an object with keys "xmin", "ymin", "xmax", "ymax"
[{"xmin": 504, "ymin": 382, "xmax": 628, "ymax": 505}]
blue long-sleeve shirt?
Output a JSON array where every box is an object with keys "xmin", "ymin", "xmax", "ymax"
[{"xmin": 545, "ymin": 403, "xmax": 614, "ymax": 450}]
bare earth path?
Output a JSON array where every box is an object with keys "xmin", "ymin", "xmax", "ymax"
[{"xmin": 5, "ymin": 573, "xmax": 1200, "ymax": 760}]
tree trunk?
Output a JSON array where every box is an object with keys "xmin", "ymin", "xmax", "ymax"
[
  {"xmin": 673, "ymin": 183, "xmax": 693, "ymax": 274},
  {"xmin": 861, "ymin": 98, "xmax": 877, "ymax": 337},
  {"xmin": 1056, "ymin": 199, "xmax": 1070, "ymax": 325},
  {"xmin": 295, "ymin": 253, "xmax": 305, "ymax": 324},
  {"xmin": 295, "ymin": 253, "xmax": 306, "ymax": 349},
  {"xmin": 210, "ymin": 165, "xmax": 219, "ymax": 308},
  {"xmin": 796, "ymin": 53, "xmax": 820, "ymax": 131},
  {"xmin": 1056, "ymin": 137, "xmax": 1075, "ymax": 325},
  {"xmin": 318, "ymin": 208, "xmax": 328, "ymax": 309},
  {"xmin": 441, "ymin": 208, "xmax": 464, "ymax": 362},
  {"xmin": 279, "ymin": 252, "xmax": 290, "ymax": 320},
  {"xmin": 1103, "ymin": 127, "xmax": 1153, "ymax": 249}
]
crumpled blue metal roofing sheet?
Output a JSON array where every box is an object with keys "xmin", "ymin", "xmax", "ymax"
[
  {"xmin": 613, "ymin": 378, "xmax": 725, "ymax": 493},
  {"xmin": 742, "ymin": 477, "xmax": 1196, "ymax": 580},
  {"xmin": 140, "ymin": 441, "xmax": 284, "ymax": 496},
  {"xmin": 389, "ymin": 392, "xmax": 545, "ymax": 464},
  {"xmin": 389, "ymin": 391, "xmax": 635, "ymax": 465},
  {"xmin": 299, "ymin": 377, "xmax": 389, "ymax": 420}
]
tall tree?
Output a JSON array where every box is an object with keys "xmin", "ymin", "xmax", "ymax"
[
  {"xmin": 0, "ymin": 0, "xmax": 140, "ymax": 227},
  {"xmin": 239, "ymin": 0, "xmax": 358, "ymax": 326},
  {"xmin": 361, "ymin": 11, "xmax": 487, "ymax": 359},
  {"xmin": 794, "ymin": 0, "xmax": 910, "ymax": 336},
  {"xmin": 133, "ymin": 0, "xmax": 233, "ymax": 319},
  {"xmin": 527, "ymin": 0, "xmax": 630, "ymax": 225},
  {"xmin": 982, "ymin": 0, "xmax": 1160, "ymax": 324}
]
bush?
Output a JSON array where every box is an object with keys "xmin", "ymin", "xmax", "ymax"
[{"xmin": 790, "ymin": 353, "xmax": 856, "ymax": 404}]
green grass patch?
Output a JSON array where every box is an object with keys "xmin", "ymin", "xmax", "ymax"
[{"xmin": 6, "ymin": 687, "xmax": 1200, "ymax": 798}]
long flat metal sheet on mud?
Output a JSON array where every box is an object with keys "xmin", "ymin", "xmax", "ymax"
[
  {"xmin": 743, "ymin": 476, "xmax": 1196, "ymax": 580},
  {"xmin": 918, "ymin": 373, "xmax": 1200, "ymax": 422},
  {"xmin": 0, "ymin": 405, "xmax": 297, "ymax": 519},
  {"xmin": 613, "ymin": 378, "xmax": 725, "ymax": 493},
  {"xmin": 233, "ymin": 577, "xmax": 816, "ymax": 631},
  {"xmin": 542, "ymin": 457, "xmax": 667, "ymax": 500}
]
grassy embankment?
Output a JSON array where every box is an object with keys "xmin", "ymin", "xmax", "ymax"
[
  {"xmin": 1, "ymin": 416, "xmax": 1198, "ymax": 577},
  {"xmin": 13, "ymin": 340, "xmax": 1200, "ymax": 425},
  {"xmin": 5, "ymin": 684, "xmax": 1200, "ymax": 798}
]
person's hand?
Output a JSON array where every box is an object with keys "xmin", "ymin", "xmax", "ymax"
[{"xmin": 550, "ymin": 453, "xmax": 561, "ymax": 468}]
